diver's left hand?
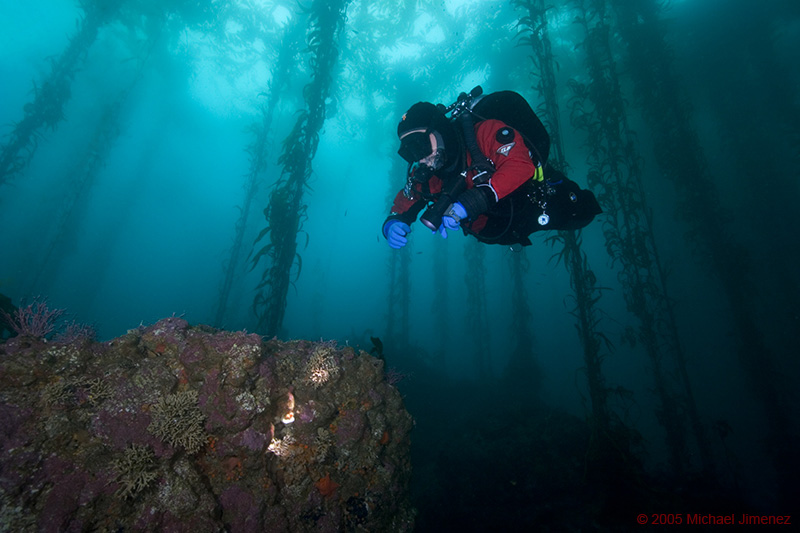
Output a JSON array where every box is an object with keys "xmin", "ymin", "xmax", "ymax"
[{"xmin": 434, "ymin": 202, "xmax": 466, "ymax": 239}]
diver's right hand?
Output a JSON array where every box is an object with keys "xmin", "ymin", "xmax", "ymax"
[{"xmin": 383, "ymin": 220, "xmax": 411, "ymax": 249}]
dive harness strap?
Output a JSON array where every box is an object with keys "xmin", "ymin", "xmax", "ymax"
[
  {"xmin": 458, "ymin": 110, "xmax": 495, "ymax": 184},
  {"xmin": 420, "ymin": 109, "xmax": 496, "ymax": 229},
  {"xmin": 446, "ymin": 110, "xmax": 498, "ymax": 220}
]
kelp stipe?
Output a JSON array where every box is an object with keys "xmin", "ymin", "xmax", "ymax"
[
  {"xmin": 0, "ymin": 1, "xmax": 122, "ymax": 190},
  {"xmin": 251, "ymin": 0, "xmax": 350, "ymax": 337},
  {"xmin": 215, "ymin": 19, "xmax": 304, "ymax": 328},
  {"xmin": 569, "ymin": 0, "xmax": 711, "ymax": 477},
  {"xmin": 610, "ymin": 0, "xmax": 798, "ymax": 505},
  {"xmin": 464, "ymin": 240, "xmax": 491, "ymax": 377},
  {"xmin": 515, "ymin": 0, "xmax": 642, "ymax": 482}
]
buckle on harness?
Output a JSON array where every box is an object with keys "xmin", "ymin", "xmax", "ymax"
[{"xmin": 471, "ymin": 169, "xmax": 491, "ymax": 185}]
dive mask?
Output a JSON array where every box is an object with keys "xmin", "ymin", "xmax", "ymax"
[
  {"xmin": 399, "ymin": 129, "xmax": 445, "ymax": 181},
  {"xmin": 398, "ymin": 130, "xmax": 432, "ymax": 163},
  {"xmin": 406, "ymin": 149, "xmax": 443, "ymax": 185}
]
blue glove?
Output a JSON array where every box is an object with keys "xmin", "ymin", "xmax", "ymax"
[
  {"xmin": 435, "ymin": 202, "xmax": 467, "ymax": 239},
  {"xmin": 383, "ymin": 220, "xmax": 411, "ymax": 249}
]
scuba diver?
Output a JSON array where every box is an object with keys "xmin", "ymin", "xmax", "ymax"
[{"xmin": 382, "ymin": 87, "xmax": 601, "ymax": 249}]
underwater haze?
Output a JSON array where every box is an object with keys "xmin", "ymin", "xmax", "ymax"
[{"xmin": 1, "ymin": 0, "xmax": 799, "ymax": 529}]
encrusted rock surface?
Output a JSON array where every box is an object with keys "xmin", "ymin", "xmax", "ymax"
[{"xmin": 0, "ymin": 317, "xmax": 415, "ymax": 532}]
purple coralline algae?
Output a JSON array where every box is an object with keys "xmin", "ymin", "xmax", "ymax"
[{"xmin": 0, "ymin": 318, "xmax": 415, "ymax": 532}]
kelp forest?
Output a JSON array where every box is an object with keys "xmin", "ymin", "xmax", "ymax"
[{"xmin": 1, "ymin": 0, "xmax": 798, "ymax": 530}]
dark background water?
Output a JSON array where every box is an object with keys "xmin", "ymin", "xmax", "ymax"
[{"xmin": 1, "ymin": 0, "xmax": 798, "ymax": 527}]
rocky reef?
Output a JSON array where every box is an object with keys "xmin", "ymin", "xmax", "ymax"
[{"xmin": 0, "ymin": 317, "xmax": 415, "ymax": 532}]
